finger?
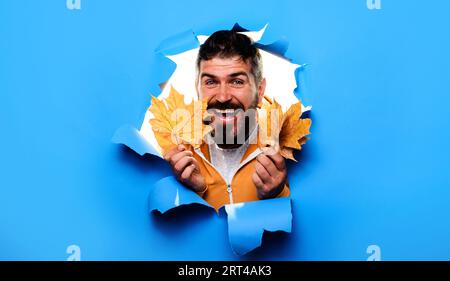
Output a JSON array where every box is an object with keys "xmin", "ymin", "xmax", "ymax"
[
  {"xmin": 264, "ymin": 149, "xmax": 286, "ymax": 170},
  {"xmin": 254, "ymin": 162, "xmax": 272, "ymax": 183},
  {"xmin": 163, "ymin": 147, "xmax": 178, "ymax": 161},
  {"xmin": 180, "ymin": 164, "xmax": 195, "ymax": 181},
  {"xmin": 181, "ymin": 156, "xmax": 201, "ymax": 172},
  {"xmin": 169, "ymin": 150, "xmax": 193, "ymax": 166},
  {"xmin": 173, "ymin": 156, "xmax": 194, "ymax": 174},
  {"xmin": 252, "ymin": 172, "xmax": 264, "ymax": 189},
  {"xmin": 177, "ymin": 144, "xmax": 186, "ymax": 152},
  {"xmin": 190, "ymin": 157, "xmax": 200, "ymax": 170},
  {"xmin": 252, "ymin": 173, "xmax": 267, "ymax": 199},
  {"xmin": 256, "ymin": 154, "xmax": 278, "ymax": 176}
]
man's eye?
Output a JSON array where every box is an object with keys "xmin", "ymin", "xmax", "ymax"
[
  {"xmin": 204, "ymin": 79, "xmax": 217, "ymax": 86},
  {"xmin": 231, "ymin": 79, "xmax": 244, "ymax": 86}
]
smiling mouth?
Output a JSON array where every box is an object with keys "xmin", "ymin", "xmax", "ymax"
[{"xmin": 211, "ymin": 108, "xmax": 241, "ymax": 122}]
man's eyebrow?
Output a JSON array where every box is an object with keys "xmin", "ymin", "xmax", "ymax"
[
  {"xmin": 200, "ymin": 71, "xmax": 249, "ymax": 79},
  {"xmin": 229, "ymin": 71, "xmax": 249, "ymax": 78},
  {"xmin": 200, "ymin": 73, "xmax": 217, "ymax": 79}
]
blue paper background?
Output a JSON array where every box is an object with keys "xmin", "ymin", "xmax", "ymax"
[{"xmin": 1, "ymin": 0, "xmax": 450, "ymax": 260}]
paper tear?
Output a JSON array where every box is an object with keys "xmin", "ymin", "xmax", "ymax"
[
  {"xmin": 255, "ymin": 38, "xmax": 290, "ymax": 57},
  {"xmin": 148, "ymin": 177, "xmax": 292, "ymax": 256},
  {"xmin": 197, "ymin": 24, "xmax": 268, "ymax": 45},
  {"xmin": 139, "ymin": 23, "xmax": 311, "ymax": 155},
  {"xmin": 148, "ymin": 176, "xmax": 213, "ymax": 214},
  {"xmin": 224, "ymin": 198, "xmax": 292, "ymax": 256},
  {"xmin": 114, "ymin": 24, "xmax": 306, "ymax": 255},
  {"xmin": 112, "ymin": 124, "xmax": 161, "ymax": 157},
  {"xmin": 155, "ymin": 29, "xmax": 199, "ymax": 56}
]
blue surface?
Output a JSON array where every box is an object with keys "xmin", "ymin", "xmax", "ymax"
[
  {"xmin": 146, "ymin": 175, "xmax": 292, "ymax": 256},
  {"xmin": 1, "ymin": 0, "xmax": 450, "ymax": 260},
  {"xmin": 149, "ymin": 176, "xmax": 213, "ymax": 214},
  {"xmin": 224, "ymin": 197, "xmax": 292, "ymax": 256},
  {"xmin": 112, "ymin": 124, "xmax": 160, "ymax": 157}
]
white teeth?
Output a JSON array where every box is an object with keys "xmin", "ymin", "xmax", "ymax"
[{"xmin": 215, "ymin": 109, "xmax": 237, "ymax": 115}]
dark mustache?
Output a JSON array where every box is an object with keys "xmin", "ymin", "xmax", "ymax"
[{"xmin": 207, "ymin": 101, "xmax": 244, "ymax": 111}]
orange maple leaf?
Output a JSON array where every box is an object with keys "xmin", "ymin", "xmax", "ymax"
[
  {"xmin": 258, "ymin": 98, "xmax": 311, "ymax": 161},
  {"xmin": 148, "ymin": 86, "xmax": 211, "ymax": 155}
]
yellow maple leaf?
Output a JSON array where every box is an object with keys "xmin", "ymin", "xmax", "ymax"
[
  {"xmin": 148, "ymin": 86, "xmax": 211, "ymax": 155},
  {"xmin": 258, "ymin": 98, "xmax": 311, "ymax": 161},
  {"xmin": 258, "ymin": 98, "xmax": 284, "ymax": 149}
]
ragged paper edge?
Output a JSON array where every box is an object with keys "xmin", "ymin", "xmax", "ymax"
[
  {"xmin": 138, "ymin": 23, "xmax": 311, "ymax": 158},
  {"xmin": 111, "ymin": 124, "xmax": 161, "ymax": 157},
  {"xmin": 113, "ymin": 23, "xmax": 306, "ymax": 255},
  {"xmin": 148, "ymin": 176, "xmax": 214, "ymax": 214},
  {"xmin": 222, "ymin": 197, "xmax": 292, "ymax": 256},
  {"xmin": 147, "ymin": 177, "xmax": 292, "ymax": 255}
]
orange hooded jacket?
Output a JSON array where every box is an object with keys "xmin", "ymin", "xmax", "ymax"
[{"xmin": 191, "ymin": 131, "xmax": 290, "ymax": 211}]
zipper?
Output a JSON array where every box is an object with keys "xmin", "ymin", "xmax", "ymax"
[
  {"xmin": 194, "ymin": 147, "xmax": 262, "ymax": 205},
  {"xmin": 226, "ymin": 184, "xmax": 233, "ymax": 204}
]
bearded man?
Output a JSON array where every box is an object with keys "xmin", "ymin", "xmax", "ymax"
[{"xmin": 163, "ymin": 30, "xmax": 290, "ymax": 210}]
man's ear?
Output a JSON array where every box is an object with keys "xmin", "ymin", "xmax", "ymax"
[{"xmin": 257, "ymin": 78, "xmax": 266, "ymax": 104}]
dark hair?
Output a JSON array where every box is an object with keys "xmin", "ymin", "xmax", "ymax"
[{"xmin": 197, "ymin": 30, "xmax": 263, "ymax": 85}]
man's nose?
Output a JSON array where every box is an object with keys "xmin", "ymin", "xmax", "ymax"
[{"xmin": 215, "ymin": 84, "xmax": 232, "ymax": 103}]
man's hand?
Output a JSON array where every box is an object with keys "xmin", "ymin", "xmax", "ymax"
[
  {"xmin": 164, "ymin": 144, "xmax": 206, "ymax": 193},
  {"xmin": 252, "ymin": 147, "xmax": 287, "ymax": 199}
]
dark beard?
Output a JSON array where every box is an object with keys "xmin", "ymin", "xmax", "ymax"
[
  {"xmin": 206, "ymin": 96, "xmax": 259, "ymax": 149},
  {"xmin": 211, "ymin": 111, "xmax": 257, "ymax": 149}
]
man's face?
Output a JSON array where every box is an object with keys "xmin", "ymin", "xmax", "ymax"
[{"xmin": 197, "ymin": 56, "xmax": 265, "ymax": 146}]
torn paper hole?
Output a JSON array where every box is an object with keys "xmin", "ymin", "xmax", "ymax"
[{"xmin": 113, "ymin": 24, "xmax": 310, "ymax": 255}]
